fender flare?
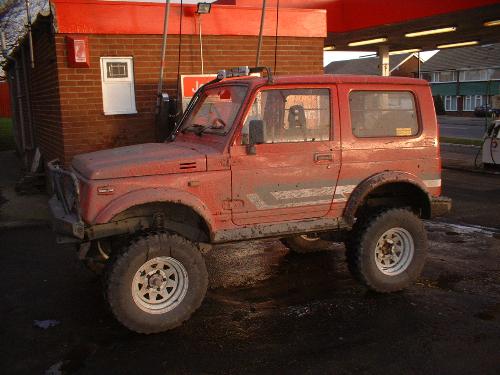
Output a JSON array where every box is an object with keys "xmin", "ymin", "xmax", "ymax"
[
  {"xmin": 343, "ymin": 171, "xmax": 431, "ymax": 226},
  {"xmin": 92, "ymin": 187, "xmax": 215, "ymax": 234}
]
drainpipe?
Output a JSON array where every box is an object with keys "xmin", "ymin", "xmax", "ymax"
[
  {"xmin": 2, "ymin": 32, "xmax": 27, "ymax": 158},
  {"xmin": 20, "ymin": 45, "xmax": 34, "ymax": 150},
  {"xmin": 24, "ymin": 0, "xmax": 35, "ymax": 68}
]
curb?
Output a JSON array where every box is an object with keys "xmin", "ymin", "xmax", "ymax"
[
  {"xmin": 0, "ymin": 219, "xmax": 50, "ymax": 230},
  {"xmin": 441, "ymin": 142, "xmax": 481, "ymax": 149}
]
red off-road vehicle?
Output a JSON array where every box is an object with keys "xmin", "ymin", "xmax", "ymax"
[{"xmin": 49, "ymin": 67, "xmax": 451, "ymax": 333}]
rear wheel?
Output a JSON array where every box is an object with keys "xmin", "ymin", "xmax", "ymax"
[
  {"xmin": 345, "ymin": 208, "xmax": 427, "ymax": 293},
  {"xmin": 104, "ymin": 232, "xmax": 208, "ymax": 334},
  {"xmin": 281, "ymin": 234, "xmax": 331, "ymax": 253}
]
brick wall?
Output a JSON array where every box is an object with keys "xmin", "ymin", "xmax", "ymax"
[
  {"xmin": 31, "ymin": 23, "xmax": 64, "ymax": 163},
  {"xmin": 8, "ymin": 21, "xmax": 64, "ymax": 165},
  {"xmin": 53, "ymin": 33, "xmax": 324, "ymax": 163}
]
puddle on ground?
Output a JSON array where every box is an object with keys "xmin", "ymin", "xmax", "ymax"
[
  {"xmin": 435, "ymin": 272, "xmax": 464, "ymax": 290},
  {"xmin": 474, "ymin": 303, "xmax": 500, "ymax": 321},
  {"xmin": 208, "ymin": 241, "xmax": 356, "ymax": 310}
]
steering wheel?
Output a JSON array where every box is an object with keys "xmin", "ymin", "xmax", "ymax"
[
  {"xmin": 210, "ymin": 104, "xmax": 227, "ymax": 128},
  {"xmin": 212, "ymin": 117, "xmax": 226, "ymax": 129}
]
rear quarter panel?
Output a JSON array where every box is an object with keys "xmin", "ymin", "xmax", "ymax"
[{"xmin": 335, "ymin": 83, "xmax": 441, "ymax": 208}]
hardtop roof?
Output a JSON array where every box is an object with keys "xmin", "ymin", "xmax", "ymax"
[{"xmin": 218, "ymin": 74, "xmax": 428, "ymax": 87}]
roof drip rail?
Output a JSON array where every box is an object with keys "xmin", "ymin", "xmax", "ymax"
[{"xmin": 216, "ymin": 66, "xmax": 274, "ymax": 84}]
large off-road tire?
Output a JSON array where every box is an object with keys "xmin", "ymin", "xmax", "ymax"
[
  {"xmin": 281, "ymin": 234, "xmax": 331, "ymax": 253},
  {"xmin": 345, "ymin": 208, "xmax": 428, "ymax": 293},
  {"xmin": 104, "ymin": 232, "xmax": 208, "ymax": 334}
]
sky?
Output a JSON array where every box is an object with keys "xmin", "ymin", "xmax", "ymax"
[{"xmin": 323, "ymin": 50, "xmax": 439, "ymax": 66}]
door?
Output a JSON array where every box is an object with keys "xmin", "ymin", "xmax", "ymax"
[{"xmin": 230, "ymin": 86, "xmax": 341, "ymax": 226}]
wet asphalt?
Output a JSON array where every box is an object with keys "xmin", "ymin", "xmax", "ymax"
[{"xmin": 0, "ymin": 168, "xmax": 499, "ymax": 374}]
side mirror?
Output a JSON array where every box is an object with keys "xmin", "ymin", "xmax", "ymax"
[{"xmin": 247, "ymin": 120, "xmax": 264, "ymax": 155}]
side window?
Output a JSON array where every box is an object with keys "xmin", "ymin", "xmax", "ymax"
[
  {"xmin": 242, "ymin": 88, "xmax": 331, "ymax": 144},
  {"xmin": 100, "ymin": 57, "xmax": 137, "ymax": 115},
  {"xmin": 349, "ymin": 91, "xmax": 419, "ymax": 138}
]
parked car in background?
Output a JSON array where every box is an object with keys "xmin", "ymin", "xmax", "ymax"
[{"xmin": 474, "ymin": 105, "xmax": 500, "ymax": 117}]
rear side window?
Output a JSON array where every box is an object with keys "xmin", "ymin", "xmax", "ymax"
[{"xmin": 349, "ymin": 91, "xmax": 419, "ymax": 137}]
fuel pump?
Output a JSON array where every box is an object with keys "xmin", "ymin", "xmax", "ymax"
[
  {"xmin": 157, "ymin": 93, "xmax": 179, "ymax": 141},
  {"xmin": 481, "ymin": 115, "xmax": 500, "ymax": 168}
]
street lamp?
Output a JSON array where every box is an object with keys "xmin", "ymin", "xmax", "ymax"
[{"xmin": 196, "ymin": 2, "xmax": 211, "ymax": 15}]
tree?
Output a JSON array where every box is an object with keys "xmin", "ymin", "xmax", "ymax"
[{"xmin": 0, "ymin": 0, "xmax": 48, "ymax": 75}]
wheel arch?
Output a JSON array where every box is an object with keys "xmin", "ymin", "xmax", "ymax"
[
  {"xmin": 343, "ymin": 171, "xmax": 432, "ymax": 226},
  {"xmin": 93, "ymin": 188, "xmax": 215, "ymax": 240}
]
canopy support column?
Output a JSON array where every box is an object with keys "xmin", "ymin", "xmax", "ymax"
[{"xmin": 379, "ymin": 45, "xmax": 390, "ymax": 76}]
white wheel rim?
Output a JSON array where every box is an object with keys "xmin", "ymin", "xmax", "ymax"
[
  {"xmin": 374, "ymin": 228, "xmax": 414, "ymax": 276},
  {"xmin": 132, "ymin": 257, "xmax": 189, "ymax": 314}
]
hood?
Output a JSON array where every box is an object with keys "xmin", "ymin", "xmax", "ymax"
[{"xmin": 72, "ymin": 143, "xmax": 207, "ymax": 180}]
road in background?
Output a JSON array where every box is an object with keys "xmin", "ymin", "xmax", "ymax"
[{"xmin": 438, "ymin": 115, "xmax": 490, "ymax": 140}]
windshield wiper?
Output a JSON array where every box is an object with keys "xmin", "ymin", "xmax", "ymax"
[
  {"xmin": 181, "ymin": 124, "xmax": 206, "ymax": 135},
  {"xmin": 181, "ymin": 124, "xmax": 222, "ymax": 136}
]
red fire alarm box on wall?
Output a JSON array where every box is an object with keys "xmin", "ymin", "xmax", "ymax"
[{"xmin": 65, "ymin": 36, "xmax": 90, "ymax": 68}]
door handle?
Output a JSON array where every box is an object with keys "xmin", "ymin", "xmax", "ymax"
[{"xmin": 314, "ymin": 152, "xmax": 333, "ymax": 162}]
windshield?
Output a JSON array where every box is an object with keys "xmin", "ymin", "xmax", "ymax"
[{"xmin": 181, "ymin": 85, "xmax": 248, "ymax": 135}]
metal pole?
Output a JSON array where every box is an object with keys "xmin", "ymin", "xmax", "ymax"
[
  {"xmin": 256, "ymin": 0, "xmax": 267, "ymax": 66},
  {"xmin": 199, "ymin": 14, "xmax": 204, "ymax": 74},
  {"xmin": 417, "ymin": 51, "xmax": 421, "ymax": 78},
  {"xmin": 156, "ymin": 0, "xmax": 172, "ymax": 113}
]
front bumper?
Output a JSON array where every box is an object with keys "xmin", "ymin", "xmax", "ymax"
[
  {"xmin": 47, "ymin": 160, "xmax": 85, "ymax": 242},
  {"xmin": 430, "ymin": 196, "xmax": 452, "ymax": 218},
  {"xmin": 49, "ymin": 195, "xmax": 85, "ymax": 240}
]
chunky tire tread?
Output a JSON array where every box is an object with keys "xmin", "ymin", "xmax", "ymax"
[
  {"xmin": 104, "ymin": 232, "xmax": 208, "ymax": 334},
  {"xmin": 345, "ymin": 208, "xmax": 428, "ymax": 293},
  {"xmin": 280, "ymin": 236, "xmax": 330, "ymax": 254}
]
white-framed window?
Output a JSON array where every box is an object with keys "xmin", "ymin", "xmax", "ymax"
[
  {"xmin": 419, "ymin": 72, "xmax": 432, "ymax": 82},
  {"xmin": 444, "ymin": 96, "xmax": 457, "ymax": 111},
  {"xmin": 433, "ymin": 71, "xmax": 457, "ymax": 83},
  {"xmin": 463, "ymin": 95, "xmax": 473, "ymax": 111},
  {"xmin": 100, "ymin": 57, "xmax": 137, "ymax": 115},
  {"xmin": 459, "ymin": 69, "xmax": 488, "ymax": 82},
  {"xmin": 474, "ymin": 95, "xmax": 483, "ymax": 108},
  {"xmin": 491, "ymin": 68, "xmax": 500, "ymax": 80}
]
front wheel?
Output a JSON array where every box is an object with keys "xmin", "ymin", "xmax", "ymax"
[
  {"xmin": 104, "ymin": 232, "xmax": 208, "ymax": 334},
  {"xmin": 345, "ymin": 208, "xmax": 428, "ymax": 293}
]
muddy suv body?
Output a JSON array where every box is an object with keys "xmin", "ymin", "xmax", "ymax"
[{"xmin": 49, "ymin": 71, "xmax": 451, "ymax": 333}]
